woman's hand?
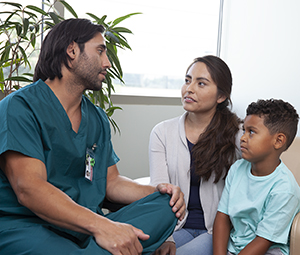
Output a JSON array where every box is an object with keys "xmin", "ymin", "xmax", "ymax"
[{"xmin": 155, "ymin": 183, "xmax": 186, "ymax": 221}]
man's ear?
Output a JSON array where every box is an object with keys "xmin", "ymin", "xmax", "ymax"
[
  {"xmin": 274, "ymin": 133, "xmax": 287, "ymax": 150},
  {"xmin": 66, "ymin": 41, "xmax": 78, "ymax": 60}
]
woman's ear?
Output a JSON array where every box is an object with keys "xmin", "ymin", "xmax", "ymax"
[
  {"xmin": 217, "ymin": 94, "xmax": 227, "ymax": 104},
  {"xmin": 274, "ymin": 133, "xmax": 287, "ymax": 150}
]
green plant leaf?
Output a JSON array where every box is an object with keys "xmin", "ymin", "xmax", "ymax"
[
  {"xmin": 26, "ymin": 5, "xmax": 47, "ymax": 15},
  {"xmin": 30, "ymin": 32, "xmax": 36, "ymax": 47},
  {"xmin": 23, "ymin": 10, "xmax": 38, "ymax": 19},
  {"xmin": 86, "ymin": 13, "xmax": 107, "ymax": 25},
  {"xmin": 111, "ymin": 12, "xmax": 142, "ymax": 27},
  {"xmin": 22, "ymin": 18, "xmax": 29, "ymax": 37},
  {"xmin": 0, "ymin": 2, "xmax": 22, "ymax": 9},
  {"xmin": 22, "ymin": 72, "xmax": 33, "ymax": 78},
  {"xmin": 18, "ymin": 45, "xmax": 31, "ymax": 69},
  {"xmin": 0, "ymin": 67, "xmax": 4, "ymax": 83},
  {"xmin": 0, "ymin": 41, "xmax": 10, "ymax": 64},
  {"xmin": 60, "ymin": 1, "xmax": 78, "ymax": 18},
  {"xmin": 15, "ymin": 23, "xmax": 22, "ymax": 36},
  {"xmin": 106, "ymin": 106, "xmax": 122, "ymax": 117},
  {"xmin": 34, "ymin": 23, "xmax": 39, "ymax": 33},
  {"xmin": 5, "ymin": 76, "xmax": 32, "ymax": 82},
  {"xmin": 116, "ymin": 36, "xmax": 131, "ymax": 50},
  {"xmin": 49, "ymin": 12, "xmax": 60, "ymax": 24},
  {"xmin": 44, "ymin": 21, "xmax": 55, "ymax": 28},
  {"xmin": 3, "ymin": 10, "xmax": 19, "ymax": 24},
  {"xmin": 111, "ymin": 27, "xmax": 133, "ymax": 34},
  {"xmin": 105, "ymin": 31, "xmax": 120, "ymax": 44},
  {"xmin": 107, "ymin": 115, "xmax": 121, "ymax": 134},
  {"xmin": 106, "ymin": 44, "xmax": 122, "ymax": 77},
  {"xmin": 0, "ymin": 58, "xmax": 12, "ymax": 68},
  {"xmin": 108, "ymin": 68, "xmax": 124, "ymax": 84}
]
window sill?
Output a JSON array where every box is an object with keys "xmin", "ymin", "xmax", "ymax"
[{"xmin": 111, "ymin": 94, "xmax": 182, "ymax": 106}]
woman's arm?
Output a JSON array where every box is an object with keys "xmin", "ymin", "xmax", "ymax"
[
  {"xmin": 149, "ymin": 126, "xmax": 170, "ymax": 185},
  {"xmin": 213, "ymin": 211, "xmax": 231, "ymax": 255}
]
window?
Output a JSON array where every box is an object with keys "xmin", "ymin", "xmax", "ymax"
[{"xmin": 66, "ymin": 0, "xmax": 221, "ymax": 97}]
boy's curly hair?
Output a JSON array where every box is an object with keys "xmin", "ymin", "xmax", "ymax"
[{"xmin": 246, "ymin": 99, "xmax": 299, "ymax": 150}]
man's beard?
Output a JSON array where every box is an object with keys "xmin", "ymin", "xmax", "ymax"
[{"xmin": 72, "ymin": 52, "xmax": 105, "ymax": 91}]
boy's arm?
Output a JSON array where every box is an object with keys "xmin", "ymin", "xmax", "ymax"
[
  {"xmin": 213, "ymin": 211, "xmax": 231, "ymax": 255},
  {"xmin": 239, "ymin": 236, "xmax": 272, "ymax": 255}
]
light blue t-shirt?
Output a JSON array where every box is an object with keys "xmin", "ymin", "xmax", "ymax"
[{"xmin": 218, "ymin": 159, "xmax": 300, "ymax": 255}]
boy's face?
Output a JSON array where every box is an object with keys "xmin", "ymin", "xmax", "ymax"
[{"xmin": 240, "ymin": 114, "xmax": 276, "ymax": 164}]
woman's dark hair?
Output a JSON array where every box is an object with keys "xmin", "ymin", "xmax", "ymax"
[
  {"xmin": 33, "ymin": 18, "xmax": 105, "ymax": 82},
  {"xmin": 190, "ymin": 55, "xmax": 241, "ymax": 183}
]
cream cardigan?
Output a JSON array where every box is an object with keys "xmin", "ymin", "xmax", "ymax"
[{"xmin": 149, "ymin": 112, "xmax": 242, "ymax": 234}]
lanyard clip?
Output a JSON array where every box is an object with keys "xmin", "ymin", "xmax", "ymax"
[{"xmin": 92, "ymin": 143, "xmax": 97, "ymax": 151}]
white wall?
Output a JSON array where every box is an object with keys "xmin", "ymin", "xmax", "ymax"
[
  {"xmin": 221, "ymin": 0, "xmax": 300, "ymax": 126},
  {"xmin": 111, "ymin": 0, "xmax": 300, "ymax": 178},
  {"xmin": 111, "ymin": 97, "xmax": 184, "ymax": 179}
]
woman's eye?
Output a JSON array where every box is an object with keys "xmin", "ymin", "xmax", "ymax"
[{"xmin": 198, "ymin": 82, "xmax": 205, "ymax": 86}]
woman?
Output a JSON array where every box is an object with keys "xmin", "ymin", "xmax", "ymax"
[{"xmin": 149, "ymin": 55, "xmax": 242, "ymax": 255}]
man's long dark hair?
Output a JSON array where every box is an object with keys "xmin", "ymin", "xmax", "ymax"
[
  {"xmin": 190, "ymin": 56, "xmax": 241, "ymax": 183},
  {"xmin": 33, "ymin": 18, "xmax": 105, "ymax": 82}
]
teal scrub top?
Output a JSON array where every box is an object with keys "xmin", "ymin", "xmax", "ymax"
[{"xmin": 0, "ymin": 80, "xmax": 119, "ymax": 229}]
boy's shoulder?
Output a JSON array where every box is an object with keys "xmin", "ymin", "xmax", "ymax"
[
  {"xmin": 273, "ymin": 162, "xmax": 300, "ymax": 195},
  {"xmin": 228, "ymin": 159, "xmax": 300, "ymax": 192}
]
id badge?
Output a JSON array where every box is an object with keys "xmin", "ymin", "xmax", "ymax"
[{"xmin": 85, "ymin": 147, "xmax": 95, "ymax": 181}]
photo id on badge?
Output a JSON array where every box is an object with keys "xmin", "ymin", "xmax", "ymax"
[{"xmin": 85, "ymin": 147, "xmax": 95, "ymax": 182}]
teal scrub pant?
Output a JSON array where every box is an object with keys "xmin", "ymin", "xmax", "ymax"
[{"xmin": 0, "ymin": 192, "xmax": 177, "ymax": 255}]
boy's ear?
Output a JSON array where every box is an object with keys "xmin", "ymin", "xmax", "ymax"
[{"xmin": 274, "ymin": 133, "xmax": 287, "ymax": 150}]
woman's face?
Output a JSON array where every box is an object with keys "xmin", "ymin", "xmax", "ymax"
[{"xmin": 181, "ymin": 61, "xmax": 225, "ymax": 115}]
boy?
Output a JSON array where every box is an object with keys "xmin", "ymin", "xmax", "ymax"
[{"xmin": 213, "ymin": 99, "xmax": 300, "ymax": 255}]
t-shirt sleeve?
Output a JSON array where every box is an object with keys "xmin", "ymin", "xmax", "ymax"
[
  {"xmin": 256, "ymin": 190, "xmax": 300, "ymax": 244},
  {"xmin": 0, "ymin": 95, "xmax": 45, "ymax": 163}
]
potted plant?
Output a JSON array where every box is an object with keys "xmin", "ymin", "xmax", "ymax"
[{"xmin": 0, "ymin": 0, "xmax": 140, "ymax": 132}]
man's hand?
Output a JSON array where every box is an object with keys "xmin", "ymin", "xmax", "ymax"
[
  {"xmin": 94, "ymin": 219, "xmax": 150, "ymax": 255},
  {"xmin": 153, "ymin": 241, "xmax": 176, "ymax": 255},
  {"xmin": 155, "ymin": 183, "xmax": 186, "ymax": 221}
]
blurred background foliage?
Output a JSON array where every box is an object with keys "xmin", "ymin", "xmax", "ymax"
[{"xmin": 0, "ymin": 0, "xmax": 141, "ymax": 132}]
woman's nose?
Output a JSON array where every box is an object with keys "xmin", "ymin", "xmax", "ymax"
[{"xmin": 186, "ymin": 82, "xmax": 195, "ymax": 93}]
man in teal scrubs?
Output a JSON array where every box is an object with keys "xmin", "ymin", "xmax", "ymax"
[{"xmin": 0, "ymin": 18, "xmax": 185, "ymax": 255}]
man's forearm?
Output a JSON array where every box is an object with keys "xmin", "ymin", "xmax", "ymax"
[{"xmin": 106, "ymin": 174, "xmax": 156, "ymax": 204}]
